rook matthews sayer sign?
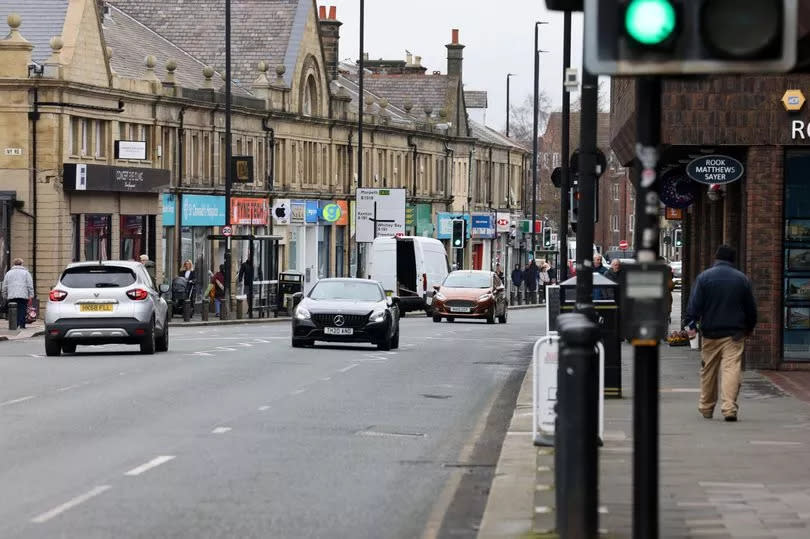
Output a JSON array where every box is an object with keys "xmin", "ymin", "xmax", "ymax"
[{"xmin": 685, "ymin": 155, "xmax": 744, "ymax": 185}]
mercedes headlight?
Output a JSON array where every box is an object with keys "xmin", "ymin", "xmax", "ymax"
[
  {"xmin": 295, "ymin": 306, "xmax": 311, "ymax": 320},
  {"xmin": 370, "ymin": 310, "xmax": 386, "ymax": 323},
  {"xmin": 478, "ymin": 293, "xmax": 493, "ymax": 302}
]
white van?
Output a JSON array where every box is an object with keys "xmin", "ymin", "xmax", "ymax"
[{"xmin": 367, "ymin": 236, "xmax": 449, "ymax": 313}]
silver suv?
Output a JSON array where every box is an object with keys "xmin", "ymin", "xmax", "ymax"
[{"xmin": 45, "ymin": 261, "xmax": 170, "ymax": 356}]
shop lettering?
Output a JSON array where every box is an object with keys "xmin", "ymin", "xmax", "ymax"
[
  {"xmin": 693, "ymin": 160, "xmax": 738, "ymax": 181},
  {"xmin": 114, "ymin": 169, "xmax": 145, "ymax": 190},
  {"xmin": 792, "ymin": 120, "xmax": 810, "ymax": 140}
]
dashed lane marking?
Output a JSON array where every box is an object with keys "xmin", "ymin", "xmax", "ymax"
[
  {"xmin": 320, "ymin": 377, "xmax": 332, "ymax": 381},
  {"xmin": 749, "ymin": 440, "xmax": 803, "ymax": 446},
  {"xmin": 124, "ymin": 455, "xmax": 176, "ymax": 476},
  {"xmin": 258, "ymin": 406, "xmax": 270, "ymax": 411},
  {"xmin": 0, "ymin": 395, "xmax": 36, "ymax": 407},
  {"xmin": 56, "ymin": 385, "xmax": 81, "ymax": 392},
  {"xmin": 338, "ymin": 364, "xmax": 359, "ymax": 373},
  {"xmin": 291, "ymin": 389, "xmax": 306, "ymax": 395},
  {"xmin": 211, "ymin": 427, "xmax": 232, "ymax": 434},
  {"xmin": 31, "ymin": 485, "xmax": 111, "ymax": 524}
]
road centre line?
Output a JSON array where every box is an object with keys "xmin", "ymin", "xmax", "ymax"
[
  {"xmin": 338, "ymin": 364, "xmax": 359, "ymax": 373},
  {"xmin": 258, "ymin": 406, "xmax": 270, "ymax": 411},
  {"xmin": 211, "ymin": 427, "xmax": 232, "ymax": 434},
  {"xmin": 124, "ymin": 455, "xmax": 176, "ymax": 476},
  {"xmin": 57, "ymin": 385, "xmax": 81, "ymax": 392},
  {"xmin": 31, "ymin": 485, "xmax": 111, "ymax": 524},
  {"xmin": 291, "ymin": 389, "xmax": 306, "ymax": 395},
  {"xmin": 0, "ymin": 395, "xmax": 36, "ymax": 407}
]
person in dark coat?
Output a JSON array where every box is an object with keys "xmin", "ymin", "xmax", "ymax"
[
  {"xmin": 524, "ymin": 260, "xmax": 539, "ymax": 304},
  {"xmin": 510, "ymin": 264, "xmax": 524, "ymax": 303}
]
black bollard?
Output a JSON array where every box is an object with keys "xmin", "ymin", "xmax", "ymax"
[
  {"xmin": 555, "ymin": 312, "xmax": 600, "ymax": 539},
  {"xmin": 8, "ymin": 302, "xmax": 18, "ymax": 330},
  {"xmin": 202, "ymin": 299, "xmax": 210, "ymax": 322},
  {"xmin": 183, "ymin": 299, "xmax": 192, "ymax": 322}
]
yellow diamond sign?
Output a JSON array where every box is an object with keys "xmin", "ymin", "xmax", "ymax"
[{"xmin": 782, "ymin": 90, "xmax": 806, "ymax": 112}]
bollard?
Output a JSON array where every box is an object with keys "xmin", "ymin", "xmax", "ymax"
[
  {"xmin": 8, "ymin": 302, "xmax": 18, "ymax": 330},
  {"xmin": 183, "ymin": 299, "xmax": 192, "ymax": 322},
  {"xmin": 201, "ymin": 299, "xmax": 209, "ymax": 321},
  {"xmin": 221, "ymin": 299, "xmax": 230, "ymax": 320},
  {"xmin": 236, "ymin": 299, "xmax": 244, "ymax": 320},
  {"xmin": 555, "ymin": 313, "xmax": 600, "ymax": 539}
]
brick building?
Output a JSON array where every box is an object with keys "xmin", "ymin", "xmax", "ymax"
[
  {"xmin": 538, "ymin": 112, "xmax": 634, "ymax": 254},
  {"xmin": 609, "ymin": 7, "xmax": 810, "ymax": 369}
]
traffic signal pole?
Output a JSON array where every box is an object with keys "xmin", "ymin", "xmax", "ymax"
[
  {"xmin": 633, "ymin": 76, "xmax": 663, "ymax": 539},
  {"xmin": 559, "ymin": 10, "xmax": 571, "ymax": 281}
]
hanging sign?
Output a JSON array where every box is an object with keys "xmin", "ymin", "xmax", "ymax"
[{"xmin": 686, "ymin": 155, "xmax": 744, "ymax": 185}]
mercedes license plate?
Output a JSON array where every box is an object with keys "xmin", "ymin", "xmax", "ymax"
[
  {"xmin": 450, "ymin": 307, "xmax": 471, "ymax": 313},
  {"xmin": 80, "ymin": 304, "xmax": 114, "ymax": 313},
  {"xmin": 325, "ymin": 327, "xmax": 353, "ymax": 335}
]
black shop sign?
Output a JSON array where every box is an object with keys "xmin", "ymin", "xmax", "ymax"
[
  {"xmin": 63, "ymin": 163, "xmax": 170, "ymax": 193},
  {"xmin": 686, "ymin": 155, "xmax": 745, "ymax": 185}
]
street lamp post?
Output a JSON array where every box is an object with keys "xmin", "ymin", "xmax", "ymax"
[
  {"xmin": 531, "ymin": 22, "xmax": 548, "ymax": 257},
  {"xmin": 223, "ymin": 0, "xmax": 233, "ymax": 316},
  {"xmin": 506, "ymin": 73, "xmax": 515, "ymax": 138},
  {"xmin": 355, "ymin": 0, "xmax": 365, "ymax": 278}
]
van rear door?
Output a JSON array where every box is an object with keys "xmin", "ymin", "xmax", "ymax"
[
  {"xmin": 369, "ymin": 239, "xmax": 397, "ymax": 293},
  {"xmin": 395, "ymin": 238, "xmax": 417, "ymax": 297}
]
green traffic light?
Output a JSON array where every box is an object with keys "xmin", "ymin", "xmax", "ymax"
[{"xmin": 625, "ymin": 0, "xmax": 676, "ymax": 46}]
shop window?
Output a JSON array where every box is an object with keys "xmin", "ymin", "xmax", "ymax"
[
  {"xmin": 783, "ymin": 150, "xmax": 810, "ymax": 360},
  {"xmin": 84, "ymin": 214, "xmax": 111, "ymax": 261},
  {"xmin": 335, "ymin": 226, "xmax": 345, "ymax": 277},
  {"xmin": 120, "ymin": 215, "xmax": 156, "ymax": 263},
  {"xmin": 94, "ymin": 121, "xmax": 106, "ymax": 158},
  {"xmin": 318, "ymin": 226, "xmax": 331, "ymax": 279}
]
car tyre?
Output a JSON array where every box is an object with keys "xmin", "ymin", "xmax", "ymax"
[
  {"xmin": 432, "ymin": 315, "xmax": 442, "ymax": 323},
  {"xmin": 486, "ymin": 310, "xmax": 496, "ymax": 324},
  {"xmin": 45, "ymin": 338, "xmax": 61, "ymax": 357},
  {"xmin": 140, "ymin": 319, "xmax": 156, "ymax": 355},
  {"xmin": 447, "ymin": 317, "xmax": 455, "ymax": 323},
  {"xmin": 156, "ymin": 316, "xmax": 169, "ymax": 352},
  {"xmin": 377, "ymin": 323, "xmax": 393, "ymax": 351},
  {"xmin": 62, "ymin": 342, "xmax": 77, "ymax": 354},
  {"xmin": 498, "ymin": 309, "xmax": 508, "ymax": 324}
]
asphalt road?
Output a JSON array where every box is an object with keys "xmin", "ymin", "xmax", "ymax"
[{"xmin": 0, "ymin": 308, "xmax": 544, "ymax": 539}]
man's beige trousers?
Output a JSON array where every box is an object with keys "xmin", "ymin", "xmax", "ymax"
[{"xmin": 699, "ymin": 336, "xmax": 744, "ymax": 418}]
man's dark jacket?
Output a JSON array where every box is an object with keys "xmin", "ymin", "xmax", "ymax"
[
  {"xmin": 511, "ymin": 268, "xmax": 523, "ymax": 286},
  {"xmin": 685, "ymin": 261, "xmax": 757, "ymax": 339}
]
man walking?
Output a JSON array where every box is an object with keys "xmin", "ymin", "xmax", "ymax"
[
  {"xmin": 685, "ymin": 245, "xmax": 757, "ymax": 422},
  {"xmin": 510, "ymin": 263, "xmax": 523, "ymax": 304},
  {"xmin": 2, "ymin": 258, "xmax": 34, "ymax": 329},
  {"xmin": 525, "ymin": 260, "xmax": 539, "ymax": 304}
]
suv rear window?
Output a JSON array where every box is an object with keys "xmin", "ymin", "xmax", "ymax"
[{"xmin": 60, "ymin": 266, "xmax": 137, "ymax": 288}]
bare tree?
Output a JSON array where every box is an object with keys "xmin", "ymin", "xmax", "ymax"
[
  {"xmin": 571, "ymin": 79, "xmax": 610, "ymax": 112},
  {"xmin": 506, "ymin": 91, "xmax": 553, "ymax": 146}
]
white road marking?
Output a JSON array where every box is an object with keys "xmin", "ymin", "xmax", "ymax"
[
  {"xmin": 320, "ymin": 377, "xmax": 332, "ymax": 381},
  {"xmin": 118, "ymin": 372, "xmax": 128, "ymax": 376},
  {"xmin": 258, "ymin": 406, "xmax": 270, "ymax": 411},
  {"xmin": 124, "ymin": 455, "xmax": 176, "ymax": 476},
  {"xmin": 698, "ymin": 481, "xmax": 765, "ymax": 489},
  {"xmin": 211, "ymin": 427, "xmax": 232, "ymax": 434},
  {"xmin": 291, "ymin": 389, "xmax": 306, "ymax": 395},
  {"xmin": 339, "ymin": 364, "xmax": 359, "ymax": 373},
  {"xmin": 0, "ymin": 395, "xmax": 35, "ymax": 407},
  {"xmin": 57, "ymin": 385, "xmax": 81, "ymax": 392},
  {"xmin": 31, "ymin": 485, "xmax": 111, "ymax": 524},
  {"xmin": 190, "ymin": 352, "xmax": 214, "ymax": 357},
  {"xmin": 29, "ymin": 354, "xmax": 44, "ymax": 358},
  {"xmin": 216, "ymin": 347, "xmax": 236, "ymax": 352},
  {"xmin": 749, "ymin": 440, "xmax": 803, "ymax": 446}
]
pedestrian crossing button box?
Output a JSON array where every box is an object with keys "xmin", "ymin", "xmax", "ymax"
[{"xmin": 619, "ymin": 263, "xmax": 670, "ymax": 344}]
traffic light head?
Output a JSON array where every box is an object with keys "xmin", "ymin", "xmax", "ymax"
[
  {"xmin": 543, "ymin": 228, "xmax": 553, "ymax": 247},
  {"xmin": 451, "ymin": 219, "xmax": 465, "ymax": 249},
  {"xmin": 673, "ymin": 229, "xmax": 683, "ymax": 247},
  {"xmin": 585, "ymin": 0, "xmax": 797, "ymax": 75}
]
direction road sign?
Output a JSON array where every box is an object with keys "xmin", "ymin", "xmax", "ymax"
[{"xmin": 355, "ymin": 188, "xmax": 406, "ymax": 242}]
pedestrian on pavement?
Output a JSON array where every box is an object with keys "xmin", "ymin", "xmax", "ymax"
[
  {"xmin": 539, "ymin": 260, "xmax": 551, "ymax": 304},
  {"xmin": 494, "ymin": 263, "xmax": 505, "ymax": 283},
  {"xmin": 238, "ymin": 258, "xmax": 254, "ymax": 315},
  {"xmin": 179, "ymin": 259, "xmax": 195, "ymax": 282},
  {"xmin": 139, "ymin": 254, "xmax": 156, "ymax": 286},
  {"xmin": 594, "ymin": 254, "xmax": 608, "ymax": 276},
  {"xmin": 1, "ymin": 258, "xmax": 34, "ymax": 329},
  {"xmin": 525, "ymin": 260, "xmax": 539, "ymax": 304},
  {"xmin": 212, "ymin": 264, "xmax": 226, "ymax": 317},
  {"xmin": 605, "ymin": 259, "xmax": 621, "ymax": 282},
  {"xmin": 685, "ymin": 245, "xmax": 757, "ymax": 422},
  {"xmin": 510, "ymin": 263, "xmax": 523, "ymax": 304}
]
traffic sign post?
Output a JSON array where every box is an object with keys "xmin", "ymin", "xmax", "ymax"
[
  {"xmin": 619, "ymin": 240, "xmax": 629, "ymax": 250},
  {"xmin": 222, "ymin": 226, "xmax": 233, "ymax": 237}
]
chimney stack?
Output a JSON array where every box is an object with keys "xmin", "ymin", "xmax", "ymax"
[
  {"xmin": 446, "ymin": 29, "xmax": 464, "ymax": 79},
  {"xmin": 318, "ymin": 5, "xmax": 342, "ymax": 82}
]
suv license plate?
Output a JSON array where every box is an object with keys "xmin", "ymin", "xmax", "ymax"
[
  {"xmin": 450, "ymin": 307, "xmax": 471, "ymax": 313},
  {"xmin": 325, "ymin": 327, "xmax": 353, "ymax": 336},
  {"xmin": 80, "ymin": 304, "xmax": 114, "ymax": 312}
]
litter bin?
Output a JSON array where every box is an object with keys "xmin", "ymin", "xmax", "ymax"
[
  {"xmin": 277, "ymin": 271, "xmax": 303, "ymax": 314},
  {"xmin": 560, "ymin": 273, "xmax": 622, "ymax": 398}
]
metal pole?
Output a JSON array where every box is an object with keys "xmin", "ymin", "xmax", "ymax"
[
  {"xmin": 506, "ymin": 73, "xmax": 514, "ymax": 138},
  {"xmin": 633, "ymin": 76, "xmax": 662, "ymax": 539},
  {"xmin": 575, "ymin": 51, "xmax": 598, "ymax": 317},
  {"xmin": 223, "ymin": 0, "xmax": 233, "ymax": 310},
  {"xmin": 559, "ymin": 11, "xmax": 571, "ymax": 282},
  {"xmin": 355, "ymin": 0, "xmax": 365, "ymax": 278},
  {"xmin": 531, "ymin": 23, "xmax": 541, "ymax": 256}
]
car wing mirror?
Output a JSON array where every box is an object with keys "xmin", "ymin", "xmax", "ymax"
[{"xmin": 292, "ymin": 292, "xmax": 303, "ymax": 306}]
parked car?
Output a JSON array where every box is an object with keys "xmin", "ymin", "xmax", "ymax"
[
  {"xmin": 366, "ymin": 236, "xmax": 449, "ymax": 314},
  {"xmin": 670, "ymin": 261, "xmax": 682, "ymax": 289},
  {"xmin": 44, "ymin": 261, "xmax": 170, "ymax": 356},
  {"xmin": 291, "ymin": 278, "xmax": 400, "ymax": 350},
  {"xmin": 431, "ymin": 270, "xmax": 508, "ymax": 324}
]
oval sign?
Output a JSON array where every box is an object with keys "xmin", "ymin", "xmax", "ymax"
[{"xmin": 686, "ymin": 155, "xmax": 744, "ymax": 185}]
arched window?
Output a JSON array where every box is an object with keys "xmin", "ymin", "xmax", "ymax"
[{"xmin": 302, "ymin": 74, "xmax": 318, "ymax": 116}]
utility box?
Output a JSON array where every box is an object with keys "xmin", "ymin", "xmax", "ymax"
[
  {"xmin": 277, "ymin": 271, "xmax": 303, "ymax": 313},
  {"xmin": 560, "ymin": 273, "xmax": 622, "ymax": 398}
]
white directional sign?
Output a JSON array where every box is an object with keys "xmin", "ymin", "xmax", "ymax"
[{"xmin": 355, "ymin": 188, "xmax": 406, "ymax": 243}]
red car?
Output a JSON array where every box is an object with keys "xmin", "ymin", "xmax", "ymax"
[{"xmin": 431, "ymin": 270, "xmax": 508, "ymax": 324}]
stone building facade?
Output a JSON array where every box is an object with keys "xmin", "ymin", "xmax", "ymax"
[{"xmin": 0, "ymin": 0, "xmax": 528, "ymax": 309}]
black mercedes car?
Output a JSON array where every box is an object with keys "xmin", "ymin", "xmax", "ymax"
[{"xmin": 291, "ymin": 278, "xmax": 400, "ymax": 350}]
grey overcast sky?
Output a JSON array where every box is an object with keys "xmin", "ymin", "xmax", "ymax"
[{"xmin": 327, "ymin": 0, "xmax": 586, "ymax": 132}]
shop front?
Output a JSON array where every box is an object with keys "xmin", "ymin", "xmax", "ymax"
[
  {"xmin": 63, "ymin": 163, "xmax": 168, "ymax": 280},
  {"xmin": 470, "ymin": 212, "xmax": 496, "ymax": 271},
  {"xmin": 0, "ymin": 191, "xmax": 12, "ymax": 282}
]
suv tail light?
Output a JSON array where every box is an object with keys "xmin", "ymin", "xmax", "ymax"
[
  {"xmin": 422, "ymin": 273, "xmax": 427, "ymax": 291},
  {"xmin": 127, "ymin": 288, "xmax": 149, "ymax": 301},
  {"xmin": 49, "ymin": 289, "xmax": 68, "ymax": 302}
]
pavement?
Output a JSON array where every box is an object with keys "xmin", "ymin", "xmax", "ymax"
[
  {"xmin": 477, "ymin": 292, "xmax": 810, "ymax": 539},
  {"xmin": 0, "ymin": 307, "xmax": 545, "ymax": 539}
]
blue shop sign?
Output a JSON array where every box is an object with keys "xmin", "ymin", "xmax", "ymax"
[
  {"xmin": 436, "ymin": 212, "xmax": 471, "ymax": 240},
  {"xmin": 471, "ymin": 213, "xmax": 496, "ymax": 239},
  {"xmin": 181, "ymin": 194, "xmax": 226, "ymax": 226},
  {"xmin": 305, "ymin": 200, "xmax": 319, "ymax": 223},
  {"xmin": 162, "ymin": 193, "xmax": 176, "ymax": 225}
]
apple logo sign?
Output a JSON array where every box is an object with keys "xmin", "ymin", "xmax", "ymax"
[{"xmin": 275, "ymin": 204, "xmax": 287, "ymax": 219}]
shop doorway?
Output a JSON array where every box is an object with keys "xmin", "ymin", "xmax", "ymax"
[{"xmin": 0, "ymin": 193, "xmax": 12, "ymax": 281}]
